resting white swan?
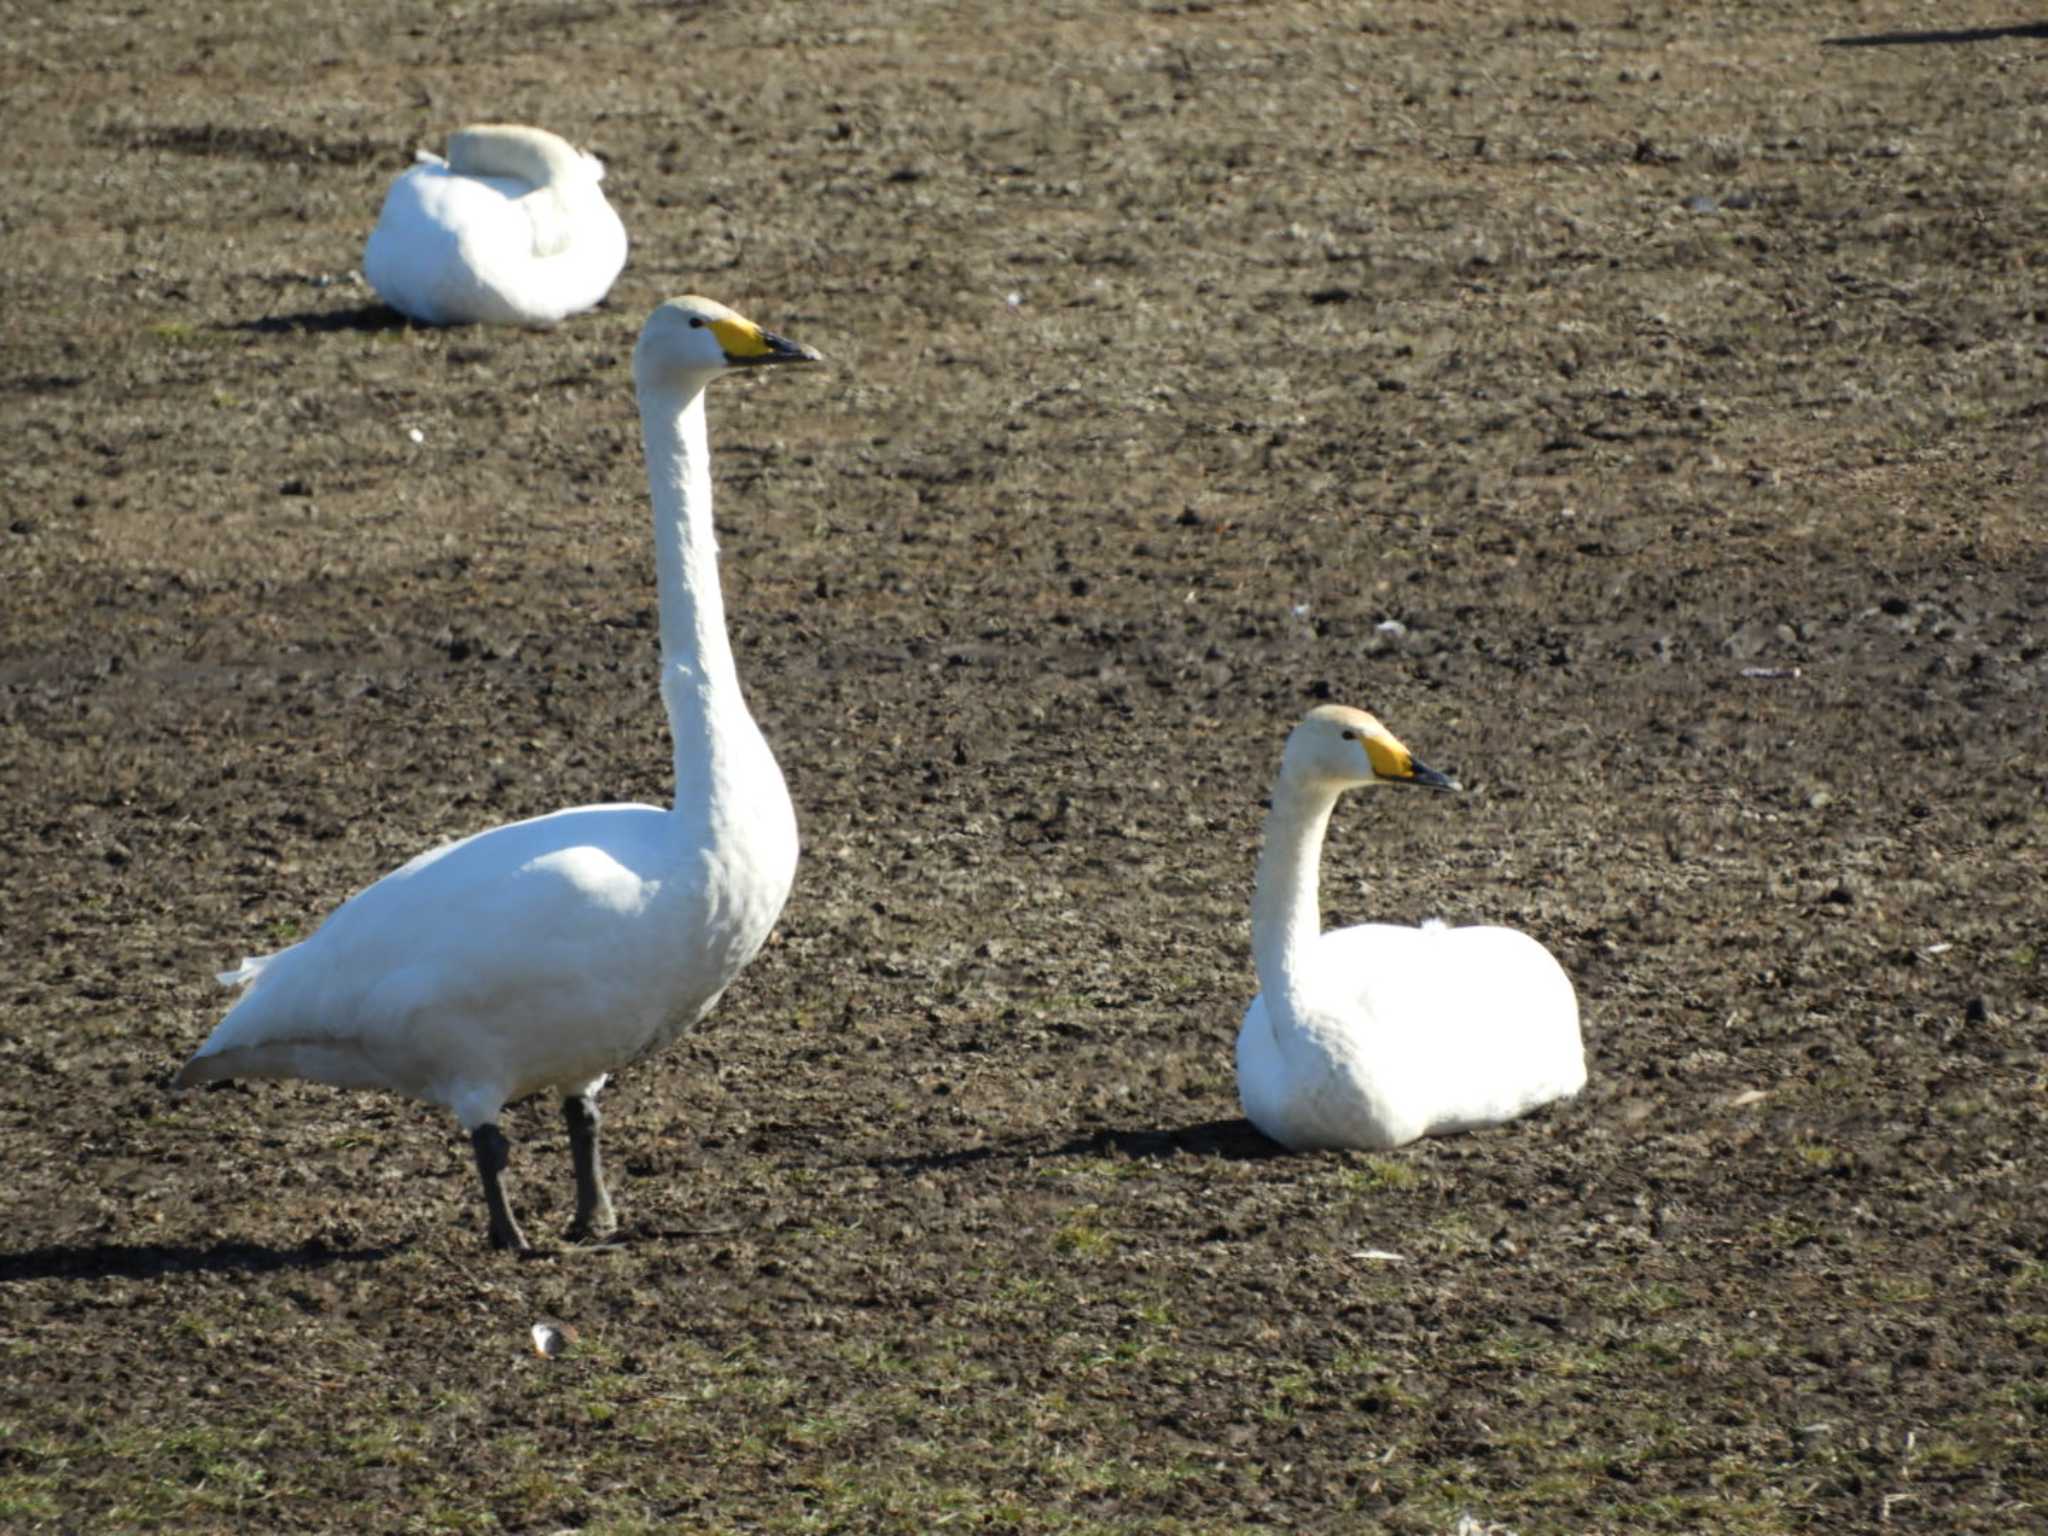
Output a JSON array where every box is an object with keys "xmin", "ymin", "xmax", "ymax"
[
  {"xmin": 176, "ymin": 298, "xmax": 820, "ymax": 1249},
  {"xmin": 362, "ymin": 123, "xmax": 627, "ymax": 327},
  {"xmin": 1235, "ymin": 705, "xmax": 1586, "ymax": 1151}
]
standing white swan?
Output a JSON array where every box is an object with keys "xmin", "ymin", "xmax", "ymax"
[
  {"xmin": 362, "ymin": 123, "xmax": 627, "ymax": 327},
  {"xmin": 176, "ymin": 298, "xmax": 820, "ymax": 1249},
  {"xmin": 1235, "ymin": 705, "xmax": 1586, "ymax": 1151}
]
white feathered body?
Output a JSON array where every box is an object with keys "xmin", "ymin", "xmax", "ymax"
[
  {"xmin": 180, "ymin": 731, "xmax": 796, "ymax": 1131},
  {"xmin": 1237, "ymin": 918, "xmax": 1583, "ymax": 1151},
  {"xmin": 363, "ymin": 148, "xmax": 626, "ymax": 327},
  {"xmin": 177, "ymin": 296, "xmax": 817, "ymax": 1250}
]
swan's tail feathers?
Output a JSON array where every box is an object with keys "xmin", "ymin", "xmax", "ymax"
[
  {"xmin": 216, "ymin": 954, "xmax": 275, "ymax": 989},
  {"xmin": 173, "ymin": 1038, "xmax": 380, "ymax": 1094},
  {"xmin": 216, "ymin": 944, "xmax": 301, "ymax": 990},
  {"xmin": 414, "ymin": 147, "xmax": 448, "ymax": 168}
]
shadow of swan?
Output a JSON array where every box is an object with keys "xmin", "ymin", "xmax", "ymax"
[
  {"xmin": 1049, "ymin": 1118, "xmax": 1291, "ymax": 1163},
  {"xmin": 0, "ymin": 1236, "xmax": 405, "ymax": 1283},
  {"xmin": 867, "ymin": 1117, "xmax": 1288, "ymax": 1175},
  {"xmin": 1821, "ymin": 23, "xmax": 2048, "ymax": 47},
  {"xmin": 227, "ymin": 304, "xmax": 409, "ymax": 336}
]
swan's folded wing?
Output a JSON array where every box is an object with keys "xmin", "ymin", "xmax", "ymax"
[
  {"xmin": 521, "ymin": 187, "xmax": 578, "ymax": 259},
  {"xmin": 178, "ymin": 804, "xmax": 674, "ymax": 1087},
  {"xmin": 1315, "ymin": 921, "xmax": 1584, "ymax": 1132}
]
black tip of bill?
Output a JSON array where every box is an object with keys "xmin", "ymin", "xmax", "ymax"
[
  {"xmin": 1405, "ymin": 758, "xmax": 1460, "ymax": 792},
  {"xmin": 734, "ymin": 329, "xmax": 823, "ymax": 367}
]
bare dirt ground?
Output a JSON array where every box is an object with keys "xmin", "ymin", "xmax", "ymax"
[{"xmin": 3, "ymin": 2, "xmax": 2046, "ymax": 1531}]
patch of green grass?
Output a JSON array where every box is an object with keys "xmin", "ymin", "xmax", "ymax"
[
  {"xmin": 147, "ymin": 320, "xmax": 233, "ymax": 349},
  {"xmin": 1621, "ymin": 1325, "xmax": 1697, "ymax": 1369},
  {"xmin": 776, "ymin": 1470, "xmax": 1026, "ymax": 1534},
  {"xmin": 1614, "ymin": 1280, "xmax": 1692, "ymax": 1316},
  {"xmin": 1791, "ymin": 1140, "xmax": 1842, "ymax": 1170},
  {"xmin": 1342, "ymin": 1155, "xmax": 1422, "ymax": 1190},
  {"xmin": 1328, "ymin": 1348, "xmax": 1426, "ymax": 1408},
  {"xmin": 784, "ymin": 1404, "xmax": 868, "ymax": 1449},
  {"xmin": 493, "ymin": 1443, "xmax": 581, "ymax": 1518},
  {"xmin": 337, "ymin": 1421, "xmax": 427, "ymax": 1470},
  {"xmin": 0, "ymin": 1484, "xmax": 66, "ymax": 1523},
  {"xmin": 403, "ymin": 1498, "xmax": 498, "ymax": 1533},
  {"xmin": 1932, "ymin": 1094, "xmax": 1996, "ymax": 1121},
  {"xmin": 1610, "ymin": 1491, "xmax": 1781, "ymax": 1528},
  {"xmin": 98, "ymin": 1425, "xmax": 276, "ymax": 1519},
  {"xmin": 1423, "ymin": 1210, "xmax": 1490, "ymax": 1255},
  {"xmin": 1259, "ymin": 1368, "xmax": 1320, "ymax": 1423},
  {"xmin": 1908, "ymin": 1435, "xmax": 1983, "ymax": 1474},
  {"xmin": 0, "ymin": 1426, "xmax": 69, "ymax": 1523},
  {"xmin": 1052, "ymin": 1203, "xmax": 1116, "ymax": 1258},
  {"xmin": 1082, "ymin": 1337, "xmax": 1168, "ymax": 1370},
  {"xmin": 1523, "ymin": 1465, "xmax": 1611, "ymax": 1502},
  {"xmin": 985, "ymin": 1269, "xmax": 1059, "ymax": 1311},
  {"xmin": 1866, "ymin": 1275, "xmax": 1937, "ymax": 1306},
  {"xmin": 575, "ymin": 1513, "xmax": 681, "ymax": 1536},
  {"xmin": 1479, "ymin": 1331, "xmax": 1616, "ymax": 1380},
  {"xmin": 2004, "ymin": 1378, "xmax": 2048, "ymax": 1415},
  {"xmin": 1036, "ymin": 1153, "xmax": 1154, "ymax": 1187},
  {"xmin": 829, "ymin": 1334, "xmax": 916, "ymax": 1374},
  {"xmin": 1755, "ymin": 1211, "xmax": 1822, "ymax": 1247}
]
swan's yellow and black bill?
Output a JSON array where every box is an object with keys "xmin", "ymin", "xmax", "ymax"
[
  {"xmin": 709, "ymin": 315, "xmax": 822, "ymax": 368},
  {"xmin": 1362, "ymin": 723, "xmax": 1460, "ymax": 791}
]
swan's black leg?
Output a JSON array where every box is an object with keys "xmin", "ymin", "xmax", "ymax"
[
  {"xmin": 470, "ymin": 1123, "xmax": 529, "ymax": 1251},
  {"xmin": 563, "ymin": 1092, "xmax": 617, "ymax": 1241}
]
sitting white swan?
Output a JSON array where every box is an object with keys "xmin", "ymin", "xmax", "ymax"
[
  {"xmin": 362, "ymin": 123, "xmax": 627, "ymax": 327},
  {"xmin": 176, "ymin": 298, "xmax": 820, "ymax": 1249},
  {"xmin": 1235, "ymin": 705, "xmax": 1586, "ymax": 1151}
]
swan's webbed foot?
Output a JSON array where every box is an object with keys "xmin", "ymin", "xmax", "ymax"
[
  {"xmin": 562, "ymin": 1091, "xmax": 617, "ymax": 1242},
  {"xmin": 470, "ymin": 1122, "xmax": 530, "ymax": 1252}
]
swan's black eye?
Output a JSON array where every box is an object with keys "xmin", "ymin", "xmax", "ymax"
[
  {"xmin": 688, "ymin": 317, "xmax": 705, "ymax": 328},
  {"xmin": 1340, "ymin": 730, "xmax": 1356, "ymax": 740}
]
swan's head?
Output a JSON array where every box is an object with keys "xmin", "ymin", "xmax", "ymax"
[
  {"xmin": 1283, "ymin": 704, "xmax": 1459, "ymax": 793},
  {"xmin": 633, "ymin": 297, "xmax": 823, "ymax": 393}
]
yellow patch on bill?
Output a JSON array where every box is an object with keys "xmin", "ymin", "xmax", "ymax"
[
  {"xmin": 707, "ymin": 315, "xmax": 774, "ymax": 359},
  {"xmin": 1362, "ymin": 726, "xmax": 1416, "ymax": 781}
]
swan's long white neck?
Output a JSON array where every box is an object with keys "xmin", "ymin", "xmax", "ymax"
[
  {"xmin": 637, "ymin": 379, "xmax": 751, "ymax": 813},
  {"xmin": 1251, "ymin": 772, "xmax": 1343, "ymax": 1020}
]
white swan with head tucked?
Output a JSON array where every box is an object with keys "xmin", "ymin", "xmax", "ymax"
[
  {"xmin": 362, "ymin": 123, "xmax": 627, "ymax": 327},
  {"xmin": 175, "ymin": 298, "xmax": 819, "ymax": 1249},
  {"xmin": 1235, "ymin": 705, "xmax": 1586, "ymax": 1151}
]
